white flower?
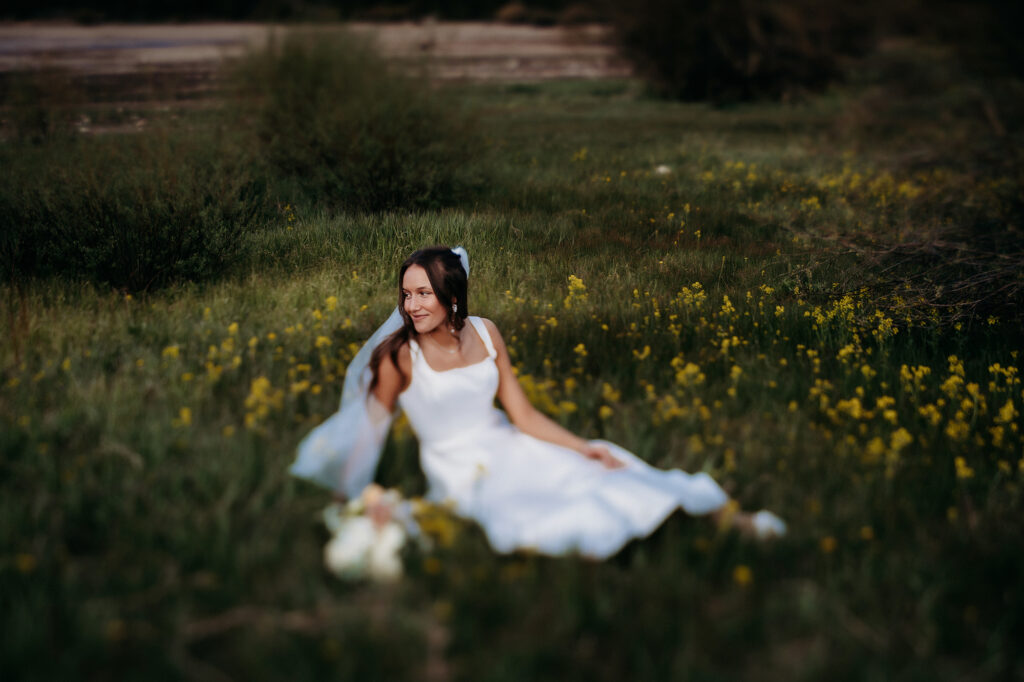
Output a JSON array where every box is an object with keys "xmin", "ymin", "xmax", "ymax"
[
  {"xmin": 367, "ymin": 522, "xmax": 407, "ymax": 582},
  {"xmin": 654, "ymin": 164, "xmax": 672, "ymax": 176},
  {"xmin": 322, "ymin": 484, "xmax": 410, "ymax": 582},
  {"xmin": 751, "ymin": 510, "xmax": 787, "ymax": 539},
  {"xmin": 324, "ymin": 516, "xmax": 376, "ymax": 579}
]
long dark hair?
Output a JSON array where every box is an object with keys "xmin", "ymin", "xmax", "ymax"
[{"xmin": 368, "ymin": 246, "xmax": 469, "ymax": 393}]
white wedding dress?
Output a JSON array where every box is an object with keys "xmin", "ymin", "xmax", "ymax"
[{"xmin": 394, "ymin": 317, "xmax": 731, "ymax": 559}]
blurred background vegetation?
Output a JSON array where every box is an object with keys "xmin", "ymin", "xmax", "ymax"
[
  {"xmin": 3, "ymin": 0, "xmax": 1023, "ymax": 86},
  {"xmin": 2, "ymin": 2, "xmax": 1020, "ymax": 310},
  {"xmin": 1, "ymin": 2, "xmax": 1022, "ymax": 680},
  {"xmin": 0, "ymin": 29, "xmax": 478, "ymax": 291}
]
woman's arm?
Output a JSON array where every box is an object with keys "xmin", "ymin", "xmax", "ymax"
[
  {"xmin": 484, "ymin": 319, "xmax": 623, "ymax": 469},
  {"xmin": 372, "ymin": 344, "xmax": 412, "ymax": 413}
]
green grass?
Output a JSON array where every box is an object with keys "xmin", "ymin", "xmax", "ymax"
[{"xmin": 2, "ymin": 56, "xmax": 1023, "ymax": 681}]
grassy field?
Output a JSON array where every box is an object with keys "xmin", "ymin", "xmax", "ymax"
[{"xmin": 2, "ymin": 41, "xmax": 1022, "ymax": 681}]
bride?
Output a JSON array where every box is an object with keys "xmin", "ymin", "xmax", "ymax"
[{"xmin": 291, "ymin": 246, "xmax": 785, "ymax": 559}]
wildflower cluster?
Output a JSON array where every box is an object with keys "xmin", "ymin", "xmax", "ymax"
[{"xmin": 501, "ymin": 273, "xmax": 1021, "ymax": 496}]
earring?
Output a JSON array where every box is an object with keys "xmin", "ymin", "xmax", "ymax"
[{"xmin": 452, "ymin": 303, "xmax": 458, "ymax": 313}]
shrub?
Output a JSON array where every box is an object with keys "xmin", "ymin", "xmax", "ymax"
[
  {"xmin": 0, "ymin": 129, "xmax": 265, "ymax": 292},
  {"xmin": 557, "ymin": 3, "xmax": 607, "ymax": 25},
  {"xmin": 230, "ymin": 30, "xmax": 478, "ymax": 212},
  {"xmin": 495, "ymin": 2, "xmax": 532, "ymax": 23},
  {"xmin": 0, "ymin": 68, "xmax": 84, "ymax": 144},
  {"xmin": 606, "ymin": 0, "xmax": 876, "ymax": 101}
]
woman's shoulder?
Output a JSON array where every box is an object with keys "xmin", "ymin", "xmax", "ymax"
[
  {"xmin": 470, "ymin": 317, "xmax": 507, "ymax": 351},
  {"xmin": 470, "ymin": 315, "xmax": 500, "ymax": 333},
  {"xmin": 377, "ymin": 339, "xmax": 413, "ymax": 372}
]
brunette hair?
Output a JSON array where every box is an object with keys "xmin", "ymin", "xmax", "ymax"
[{"xmin": 368, "ymin": 246, "xmax": 469, "ymax": 393}]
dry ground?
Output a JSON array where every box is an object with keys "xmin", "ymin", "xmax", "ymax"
[{"xmin": 0, "ymin": 21, "xmax": 632, "ymax": 89}]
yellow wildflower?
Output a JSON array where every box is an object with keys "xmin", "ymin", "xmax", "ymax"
[
  {"xmin": 732, "ymin": 565, "xmax": 753, "ymax": 587},
  {"xmin": 564, "ymin": 275, "xmax": 588, "ymax": 308},
  {"xmin": 890, "ymin": 428, "xmax": 913, "ymax": 451},
  {"xmin": 675, "ymin": 362, "xmax": 705, "ymax": 387},
  {"xmin": 836, "ymin": 398, "xmax": 864, "ymax": 420},
  {"xmin": 864, "ymin": 437, "xmax": 885, "ymax": 464},
  {"xmin": 15, "ymin": 553, "xmax": 37, "ymax": 574},
  {"xmin": 954, "ymin": 457, "xmax": 974, "ymax": 479},
  {"xmin": 602, "ymin": 383, "xmax": 621, "ymax": 403},
  {"xmin": 175, "ymin": 407, "xmax": 192, "ymax": 427},
  {"xmin": 995, "ymin": 399, "xmax": 1017, "ymax": 424},
  {"xmin": 945, "ymin": 420, "xmax": 970, "ymax": 441}
]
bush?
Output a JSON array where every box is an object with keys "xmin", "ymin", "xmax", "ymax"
[
  {"xmin": 0, "ymin": 68, "xmax": 84, "ymax": 144},
  {"xmin": 230, "ymin": 30, "xmax": 478, "ymax": 212},
  {"xmin": 0, "ymin": 130, "xmax": 265, "ymax": 292},
  {"xmin": 606, "ymin": 0, "xmax": 876, "ymax": 101}
]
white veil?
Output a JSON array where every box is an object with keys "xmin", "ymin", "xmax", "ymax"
[{"xmin": 290, "ymin": 247, "xmax": 469, "ymax": 498}]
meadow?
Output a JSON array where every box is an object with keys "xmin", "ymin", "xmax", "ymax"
[{"xmin": 1, "ymin": 33, "xmax": 1022, "ymax": 681}]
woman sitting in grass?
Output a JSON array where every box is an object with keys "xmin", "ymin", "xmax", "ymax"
[{"xmin": 292, "ymin": 246, "xmax": 785, "ymax": 559}]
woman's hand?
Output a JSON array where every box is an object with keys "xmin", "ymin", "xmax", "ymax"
[
  {"xmin": 361, "ymin": 483, "xmax": 395, "ymax": 528},
  {"xmin": 579, "ymin": 443, "xmax": 625, "ymax": 470}
]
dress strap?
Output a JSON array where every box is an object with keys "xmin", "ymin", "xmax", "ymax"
[
  {"xmin": 408, "ymin": 338, "xmax": 422, "ymax": 361},
  {"xmin": 468, "ymin": 316, "xmax": 497, "ymax": 359}
]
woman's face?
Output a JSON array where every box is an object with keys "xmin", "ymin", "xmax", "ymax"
[{"xmin": 402, "ymin": 264, "xmax": 448, "ymax": 335}]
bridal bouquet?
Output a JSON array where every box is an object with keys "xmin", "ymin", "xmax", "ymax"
[{"xmin": 322, "ymin": 484, "xmax": 416, "ymax": 582}]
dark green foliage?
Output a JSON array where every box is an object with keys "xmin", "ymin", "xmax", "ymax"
[
  {"xmin": 0, "ymin": 31, "xmax": 479, "ymax": 291},
  {"xmin": 607, "ymin": 0, "xmax": 876, "ymax": 101},
  {"xmin": 923, "ymin": 0, "xmax": 1024, "ymax": 80},
  {"xmin": 0, "ymin": 131, "xmax": 265, "ymax": 292},
  {"xmin": 0, "ymin": 68, "xmax": 84, "ymax": 144},
  {"xmin": 231, "ymin": 30, "xmax": 478, "ymax": 212}
]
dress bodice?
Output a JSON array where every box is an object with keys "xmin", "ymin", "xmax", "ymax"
[{"xmin": 398, "ymin": 316, "xmax": 503, "ymax": 450}]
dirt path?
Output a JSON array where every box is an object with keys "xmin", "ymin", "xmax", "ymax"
[{"xmin": 0, "ymin": 21, "xmax": 632, "ymax": 83}]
